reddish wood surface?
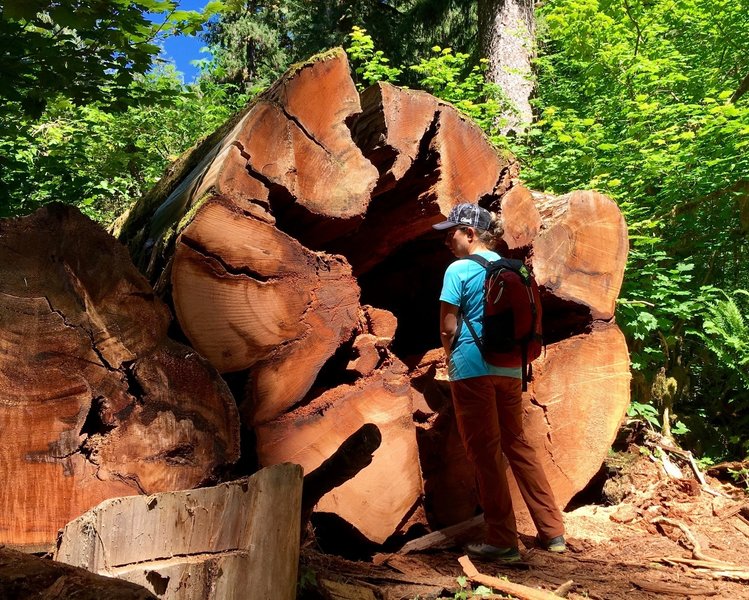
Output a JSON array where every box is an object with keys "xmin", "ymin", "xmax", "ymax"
[
  {"xmin": 110, "ymin": 49, "xmax": 631, "ymax": 548},
  {"xmin": 497, "ymin": 184, "xmax": 542, "ymax": 252},
  {"xmin": 255, "ymin": 368, "xmax": 422, "ymax": 544},
  {"xmin": 0, "ymin": 205, "xmax": 239, "ymax": 549},
  {"xmin": 339, "ymin": 81, "xmax": 519, "ymax": 275},
  {"xmin": 530, "ymin": 190, "xmax": 629, "ymax": 321}
]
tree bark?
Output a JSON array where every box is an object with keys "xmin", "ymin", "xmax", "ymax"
[{"xmin": 478, "ymin": 0, "xmax": 536, "ymax": 134}]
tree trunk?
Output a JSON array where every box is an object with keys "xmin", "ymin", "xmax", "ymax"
[
  {"xmin": 0, "ymin": 204, "xmax": 240, "ymax": 550},
  {"xmin": 115, "ymin": 49, "xmax": 630, "ymax": 547},
  {"xmin": 478, "ymin": 0, "xmax": 536, "ymax": 134}
]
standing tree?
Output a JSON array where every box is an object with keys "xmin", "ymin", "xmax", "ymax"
[{"xmin": 478, "ymin": 0, "xmax": 535, "ymax": 133}]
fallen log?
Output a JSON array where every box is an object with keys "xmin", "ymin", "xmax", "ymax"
[
  {"xmin": 56, "ymin": 463, "xmax": 303, "ymax": 600},
  {"xmin": 111, "ymin": 47, "xmax": 631, "ymax": 551},
  {"xmin": 0, "ymin": 205, "xmax": 240, "ymax": 550}
]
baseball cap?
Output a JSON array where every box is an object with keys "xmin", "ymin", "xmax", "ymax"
[{"xmin": 432, "ymin": 203, "xmax": 493, "ymax": 231}]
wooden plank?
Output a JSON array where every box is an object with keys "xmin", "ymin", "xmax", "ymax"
[{"xmin": 56, "ymin": 464, "xmax": 303, "ymax": 600}]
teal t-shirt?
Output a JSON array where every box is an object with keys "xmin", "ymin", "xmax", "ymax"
[{"xmin": 439, "ymin": 250, "xmax": 522, "ymax": 381}]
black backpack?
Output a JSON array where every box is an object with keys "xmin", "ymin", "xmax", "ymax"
[{"xmin": 457, "ymin": 254, "xmax": 543, "ymax": 391}]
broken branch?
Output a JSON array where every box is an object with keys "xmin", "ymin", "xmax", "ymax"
[{"xmin": 458, "ymin": 555, "xmax": 562, "ymax": 600}]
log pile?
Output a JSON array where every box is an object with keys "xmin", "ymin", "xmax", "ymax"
[{"xmin": 111, "ymin": 48, "xmax": 630, "ymax": 544}]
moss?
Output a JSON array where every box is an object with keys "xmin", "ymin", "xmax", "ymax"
[
  {"xmin": 176, "ymin": 193, "xmax": 213, "ymax": 234},
  {"xmin": 285, "ymin": 47, "xmax": 345, "ymax": 79}
]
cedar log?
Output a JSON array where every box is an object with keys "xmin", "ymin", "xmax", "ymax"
[
  {"xmin": 0, "ymin": 205, "xmax": 239, "ymax": 549},
  {"xmin": 112, "ymin": 48, "xmax": 630, "ymax": 549}
]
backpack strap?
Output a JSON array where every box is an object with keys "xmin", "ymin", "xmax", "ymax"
[
  {"xmin": 462, "ymin": 254, "xmax": 490, "ymax": 269},
  {"xmin": 456, "ymin": 255, "xmax": 489, "ymax": 352}
]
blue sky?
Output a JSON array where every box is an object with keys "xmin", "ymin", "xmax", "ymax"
[{"xmin": 153, "ymin": 0, "xmax": 211, "ymax": 83}]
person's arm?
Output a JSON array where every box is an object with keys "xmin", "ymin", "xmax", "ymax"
[{"xmin": 440, "ymin": 301, "xmax": 459, "ymax": 359}]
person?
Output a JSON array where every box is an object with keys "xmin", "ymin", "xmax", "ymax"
[{"xmin": 433, "ymin": 202, "xmax": 566, "ymax": 562}]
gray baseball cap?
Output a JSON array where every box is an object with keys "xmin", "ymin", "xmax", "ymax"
[{"xmin": 432, "ymin": 203, "xmax": 493, "ymax": 231}]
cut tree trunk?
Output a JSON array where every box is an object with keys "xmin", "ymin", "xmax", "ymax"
[
  {"xmin": 0, "ymin": 204, "xmax": 239, "ymax": 550},
  {"xmin": 342, "ymin": 81, "xmax": 518, "ymax": 275},
  {"xmin": 113, "ymin": 48, "xmax": 630, "ymax": 549},
  {"xmin": 171, "ymin": 199, "xmax": 360, "ymax": 426},
  {"xmin": 56, "ymin": 464, "xmax": 303, "ymax": 600}
]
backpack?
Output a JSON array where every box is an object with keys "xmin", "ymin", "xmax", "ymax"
[{"xmin": 457, "ymin": 254, "xmax": 543, "ymax": 391}]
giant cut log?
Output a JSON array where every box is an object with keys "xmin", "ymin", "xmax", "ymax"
[
  {"xmin": 113, "ymin": 46, "xmax": 631, "ymax": 550},
  {"xmin": 0, "ymin": 204, "xmax": 240, "ymax": 550},
  {"xmin": 339, "ymin": 81, "xmax": 519, "ymax": 274},
  {"xmin": 115, "ymin": 47, "xmax": 379, "ymax": 281},
  {"xmin": 412, "ymin": 323, "xmax": 631, "ymax": 531},
  {"xmin": 171, "ymin": 199, "xmax": 360, "ymax": 425},
  {"xmin": 56, "ymin": 464, "xmax": 303, "ymax": 600}
]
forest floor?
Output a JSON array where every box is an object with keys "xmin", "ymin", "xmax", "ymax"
[{"xmin": 299, "ymin": 446, "xmax": 749, "ymax": 600}]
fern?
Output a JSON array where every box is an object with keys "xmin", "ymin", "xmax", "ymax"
[{"xmin": 698, "ymin": 294, "xmax": 749, "ymax": 387}]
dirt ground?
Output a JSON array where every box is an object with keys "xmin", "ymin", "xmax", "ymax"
[{"xmin": 299, "ymin": 449, "xmax": 749, "ymax": 600}]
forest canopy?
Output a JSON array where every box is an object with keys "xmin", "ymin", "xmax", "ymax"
[{"xmin": 0, "ymin": 0, "xmax": 747, "ymax": 468}]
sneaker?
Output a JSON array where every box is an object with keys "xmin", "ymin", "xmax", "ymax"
[
  {"xmin": 465, "ymin": 543, "xmax": 521, "ymax": 562},
  {"xmin": 536, "ymin": 535, "xmax": 566, "ymax": 553}
]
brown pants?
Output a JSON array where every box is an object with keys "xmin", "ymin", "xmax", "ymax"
[{"xmin": 450, "ymin": 375, "xmax": 564, "ymax": 547}]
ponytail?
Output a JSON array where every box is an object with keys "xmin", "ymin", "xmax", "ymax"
[{"xmin": 476, "ymin": 211, "xmax": 504, "ymax": 249}]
